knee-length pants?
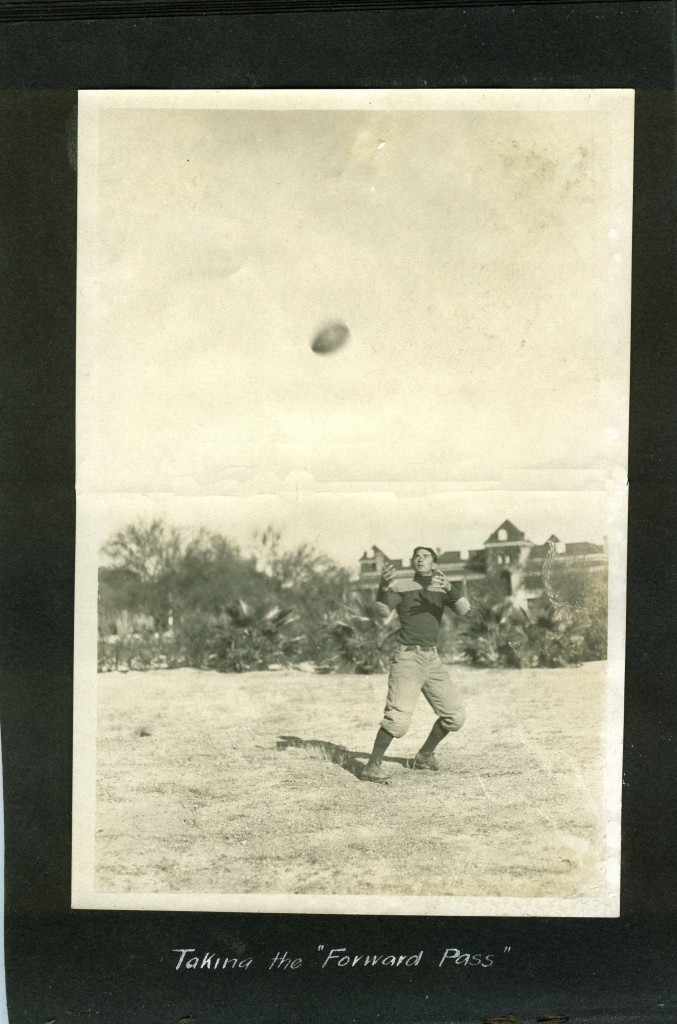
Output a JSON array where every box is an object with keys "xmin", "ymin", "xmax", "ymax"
[{"xmin": 380, "ymin": 646, "xmax": 466, "ymax": 739}]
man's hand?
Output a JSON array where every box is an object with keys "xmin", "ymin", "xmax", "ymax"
[
  {"xmin": 432, "ymin": 569, "xmax": 452, "ymax": 592},
  {"xmin": 380, "ymin": 562, "xmax": 397, "ymax": 586}
]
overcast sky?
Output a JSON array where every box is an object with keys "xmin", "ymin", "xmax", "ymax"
[
  {"xmin": 78, "ymin": 92, "xmax": 632, "ymax": 565},
  {"xmin": 90, "ymin": 486, "xmax": 621, "ymax": 572}
]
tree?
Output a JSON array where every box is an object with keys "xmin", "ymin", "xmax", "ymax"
[
  {"xmin": 99, "ymin": 518, "xmax": 365, "ymax": 673},
  {"xmin": 465, "ymin": 549, "xmax": 487, "ymax": 573},
  {"xmin": 173, "ymin": 529, "xmax": 268, "ymax": 615},
  {"xmin": 250, "ymin": 526, "xmax": 353, "ymax": 659},
  {"xmin": 101, "ymin": 518, "xmax": 184, "ymax": 631},
  {"xmin": 98, "ymin": 565, "xmax": 146, "ymax": 635}
]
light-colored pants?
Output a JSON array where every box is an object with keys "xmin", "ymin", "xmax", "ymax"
[{"xmin": 380, "ymin": 646, "xmax": 466, "ymax": 739}]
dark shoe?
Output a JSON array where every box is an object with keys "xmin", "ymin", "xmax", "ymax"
[
  {"xmin": 411, "ymin": 751, "xmax": 439, "ymax": 771},
  {"xmin": 361, "ymin": 760, "xmax": 392, "ymax": 784}
]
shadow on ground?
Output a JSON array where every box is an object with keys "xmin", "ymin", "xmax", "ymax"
[{"xmin": 276, "ymin": 734, "xmax": 412, "ymax": 780}]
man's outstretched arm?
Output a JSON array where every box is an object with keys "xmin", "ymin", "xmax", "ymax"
[
  {"xmin": 375, "ymin": 562, "xmax": 402, "ymax": 615},
  {"xmin": 434, "ymin": 570, "xmax": 471, "ymax": 616}
]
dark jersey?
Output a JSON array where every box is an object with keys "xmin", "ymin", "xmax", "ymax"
[{"xmin": 376, "ymin": 575, "xmax": 465, "ymax": 647}]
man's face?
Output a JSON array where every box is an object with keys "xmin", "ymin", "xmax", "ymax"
[{"xmin": 412, "ymin": 548, "xmax": 435, "ymax": 575}]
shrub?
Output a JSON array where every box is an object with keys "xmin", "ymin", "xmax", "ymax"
[
  {"xmin": 210, "ymin": 600, "xmax": 301, "ymax": 673},
  {"xmin": 461, "ymin": 595, "xmax": 531, "ymax": 668},
  {"xmin": 98, "ymin": 636, "xmax": 121, "ymax": 672},
  {"xmin": 97, "ymin": 630, "xmax": 183, "ymax": 672},
  {"xmin": 173, "ymin": 610, "xmax": 218, "ymax": 669},
  {"xmin": 99, "ymin": 519, "xmax": 353, "ymax": 672},
  {"xmin": 461, "ymin": 564, "xmax": 608, "ymax": 669},
  {"xmin": 318, "ymin": 596, "xmax": 399, "ymax": 674},
  {"xmin": 545, "ymin": 565, "xmax": 608, "ymax": 662}
]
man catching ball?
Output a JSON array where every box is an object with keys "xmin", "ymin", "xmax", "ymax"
[{"xmin": 362, "ymin": 546, "xmax": 471, "ymax": 784}]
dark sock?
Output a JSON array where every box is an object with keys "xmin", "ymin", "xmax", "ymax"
[
  {"xmin": 419, "ymin": 719, "xmax": 449, "ymax": 754},
  {"xmin": 367, "ymin": 727, "xmax": 394, "ymax": 765}
]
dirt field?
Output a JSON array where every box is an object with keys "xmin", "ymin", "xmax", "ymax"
[{"xmin": 95, "ymin": 662, "xmax": 608, "ymax": 899}]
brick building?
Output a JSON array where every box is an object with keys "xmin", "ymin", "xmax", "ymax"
[{"xmin": 356, "ymin": 520, "xmax": 607, "ymax": 609}]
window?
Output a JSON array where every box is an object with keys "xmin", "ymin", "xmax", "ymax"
[{"xmin": 498, "ymin": 528, "xmax": 508, "ymax": 541}]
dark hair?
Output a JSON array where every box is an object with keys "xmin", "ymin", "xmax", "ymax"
[{"xmin": 412, "ymin": 546, "xmax": 438, "ymax": 563}]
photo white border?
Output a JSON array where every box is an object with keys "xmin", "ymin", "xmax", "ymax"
[{"xmin": 73, "ymin": 88, "xmax": 632, "ymax": 916}]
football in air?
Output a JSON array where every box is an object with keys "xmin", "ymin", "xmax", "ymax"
[{"xmin": 310, "ymin": 320, "xmax": 351, "ymax": 355}]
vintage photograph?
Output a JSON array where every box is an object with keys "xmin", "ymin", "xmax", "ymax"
[{"xmin": 73, "ymin": 89, "xmax": 633, "ymax": 915}]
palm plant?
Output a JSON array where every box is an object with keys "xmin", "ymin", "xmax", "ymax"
[
  {"xmin": 211, "ymin": 599, "xmax": 301, "ymax": 672},
  {"xmin": 462, "ymin": 588, "xmax": 588, "ymax": 669},
  {"xmin": 320, "ymin": 595, "xmax": 399, "ymax": 673},
  {"xmin": 460, "ymin": 594, "xmax": 531, "ymax": 668}
]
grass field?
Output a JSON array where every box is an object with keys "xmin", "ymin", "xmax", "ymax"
[{"xmin": 95, "ymin": 662, "xmax": 608, "ymax": 900}]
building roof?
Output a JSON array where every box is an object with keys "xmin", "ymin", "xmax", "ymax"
[
  {"xmin": 564, "ymin": 541, "xmax": 604, "ymax": 556},
  {"xmin": 360, "ymin": 531, "xmax": 605, "ymax": 575},
  {"xmin": 484, "ymin": 519, "xmax": 527, "ymax": 544},
  {"xmin": 359, "ymin": 553, "xmax": 403, "ymax": 572},
  {"xmin": 360, "ymin": 545, "xmax": 389, "ymax": 561}
]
